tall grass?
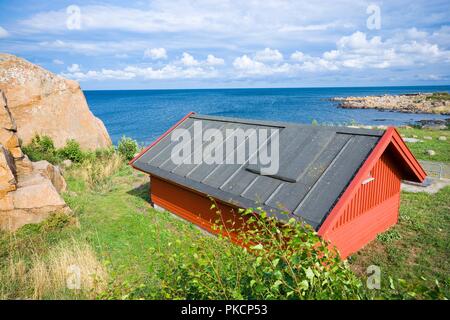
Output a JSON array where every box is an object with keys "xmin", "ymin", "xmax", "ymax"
[
  {"xmin": 0, "ymin": 238, "xmax": 107, "ymax": 299},
  {"xmin": 66, "ymin": 152, "xmax": 124, "ymax": 191},
  {"xmin": 28, "ymin": 240, "xmax": 107, "ymax": 299}
]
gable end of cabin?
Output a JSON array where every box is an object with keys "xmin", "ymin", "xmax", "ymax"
[{"xmin": 318, "ymin": 129, "xmax": 426, "ymax": 258}]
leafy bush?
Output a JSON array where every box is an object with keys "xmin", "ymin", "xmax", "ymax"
[
  {"xmin": 57, "ymin": 139, "xmax": 85, "ymax": 163},
  {"xmin": 117, "ymin": 136, "xmax": 139, "ymax": 161},
  {"xmin": 22, "ymin": 135, "xmax": 118, "ymax": 166},
  {"xmin": 155, "ymin": 206, "xmax": 365, "ymax": 300},
  {"xmin": 22, "ymin": 135, "xmax": 61, "ymax": 164}
]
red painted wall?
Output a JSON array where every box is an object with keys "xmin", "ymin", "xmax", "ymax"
[
  {"xmin": 323, "ymin": 148, "xmax": 402, "ymax": 258},
  {"xmin": 150, "ymin": 176, "xmax": 245, "ymax": 242}
]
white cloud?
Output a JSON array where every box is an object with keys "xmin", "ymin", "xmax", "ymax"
[
  {"xmin": 337, "ymin": 31, "xmax": 382, "ymax": 50},
  {"xmin": 232, "ymin": 29, "xmax": 450, "ymax": 77},
  {"xmin": 279, "ymin": 22, "xmax": 351, "ymax": 32},
  {"xmin": 179, "ymin": 53, "xmax": 225, "ymax": 67},
  {"xmin": 0, "ymin": 26, "xmax": 8, "ymax": 38},
  {"xmin": 254, "ymin": 48, "xmax": 283, "ymax": 62},
  {"xmin": 290, "ymin": 51, "xmax": 306, "ymax": 61},
  {"xmin": 322, "ymin": 30, "xmax": 450, "ymax": 69},
  {"xmin": 406, "ymin": 27, "xmax": 428, "ymax": 40},
  {"xmin": 62, "ymin": 62, "xmax": 220, "ymax": 82},
  {"xmin": 144, "ymin": 47, "xmax": 167, "ymax": 60},
  {"xmin": 233, "ymin": 54, "xmax": 292, "ymax": 76},
  {"xmin": 180, "ymin": 52, "xmax": 199, "ymax": 66},
  {"xmin": 17, "ymin": 1, "xmax": 367, "ymax": 37},
  {"xmin": 39, "ymin": 39, "xmax": 148, "ymax": 55},
  {"xmin": 206, "ymin": 54, "xmax": 225, "ymax": 66},
  {"xmin": 67, "ymin": 64, "xmax": 81, "ymax": 72},
  {"xmin": 52, "ymin": 59, "xmax": 64, "ymax": 65}
]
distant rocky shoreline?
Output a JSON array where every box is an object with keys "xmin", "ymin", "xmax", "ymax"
[{"xmin": 331, "ymin": 92, "xmax": 450, "ymax": 115}]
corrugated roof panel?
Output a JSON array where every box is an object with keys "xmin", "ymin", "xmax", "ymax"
[
  {"xmin": 159, "ymin": 120, "xmax": 217, "ymax": 172},
  {"xmin": 241, "ymin": 175, "xmax": 283, "ymax": 204},
  {"xmin": 132, "ymin": 113, "xmax": 383, "ymax": 230},
  {"xmin": 144, "ymin": 118, "xmax": 196, "ymax": 167},
  {"xmin": 265, "ymin": 133, "xmax": 352, "ymax": 211},
  {"xmin": 294, "ymin": 135, "xmax": 380, "ymax": 228}
]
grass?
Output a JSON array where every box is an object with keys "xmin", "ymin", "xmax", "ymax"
[
  {"xmin": 0, "ymin": 162, "xmax": 209, "ymax": 299},
  {"xmin": 63, "ymin": 165, "xmax": 210, "ymax": 298},
  {"xmin": 398, "ymin": 127, "xmax": 449, "ymax": 163},
  {"xmin": 0, "ymin": 214, "xmax": 108, "ymax": 299},
  {"xmin": 1, "ymin": 127, "xmax": 449, "ymax": 299}
]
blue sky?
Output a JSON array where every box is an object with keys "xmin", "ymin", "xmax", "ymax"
[{"xmin": 0, "ymin": 0, "xmax": 449, "ymax": 90}]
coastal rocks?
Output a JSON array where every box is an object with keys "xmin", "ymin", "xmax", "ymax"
[
  {"xmin": 416, "ymin": 119, "xmax": 449, "ymax": 130},
  {"xmin": 0, "ymin": 54, "xmax": 111, "ymax": 150},
  {"xmin": 0, "ymin": 89, "xmax": 70, "ymax": 231},
  {"xmin": 332, "ymin": 93, "xmax": 450, "ymax": 115}
]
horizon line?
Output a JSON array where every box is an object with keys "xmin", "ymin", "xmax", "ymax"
[{"xmin": 82, "ymin": 84, "xmax": 450, "ymax": 92}]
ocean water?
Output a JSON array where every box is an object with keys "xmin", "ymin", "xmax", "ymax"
[{"xmin": 84, "ymin": 86, "xmax": 450, "ymax": 145}]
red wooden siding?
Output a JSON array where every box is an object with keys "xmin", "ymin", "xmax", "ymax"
[
  {"xmin": 323, "ymin": 150, "xmax": 402, "ymax": 258},
  {"xmin": 151, "ymin": 176, "xmax": 245, "ymax": 242}
]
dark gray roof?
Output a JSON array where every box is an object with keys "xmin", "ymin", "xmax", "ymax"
[{"xmin": 132, "ymin": 114, "xmax": 384, "ymax": 229}]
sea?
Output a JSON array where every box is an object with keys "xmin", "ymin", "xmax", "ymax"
[{"xmin": 84, "ymin": 86, "xmax": 450, "ymax": 145}]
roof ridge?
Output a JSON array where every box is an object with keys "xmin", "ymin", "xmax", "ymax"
[{"xmin": 190, "ymin": 113, "xmax": 384, "ymax": 136}]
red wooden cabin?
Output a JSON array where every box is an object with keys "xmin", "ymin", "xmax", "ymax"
[{"xmin": 130, "ymin": 113, "xmax": 426, "ymax": 258}]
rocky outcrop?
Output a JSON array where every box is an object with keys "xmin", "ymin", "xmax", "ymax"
[
  {"xmin": 332, "ymin": 93, "xmax": 450, "ymax": 115},
  {"xmin": 0, "ymin": 91, "xmax": 70, "ymax": 231},
  {"xmin": 0, "ymin": 54, "xmax": 111, "ymax": 150}
]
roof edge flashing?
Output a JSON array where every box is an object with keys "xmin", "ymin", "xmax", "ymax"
[{"xmin": 129, "ymin": 111, "xmax": 195, "ymax": 166}]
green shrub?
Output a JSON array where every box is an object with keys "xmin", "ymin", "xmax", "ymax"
[
  {"xmin": 22, "ymin": 135, "xmax": 61, "ymax": 164},
  {"xmin": 41, "ymin": 212, "xmax": 75, "ymax": 232},
  {"xmin": 117, "ymin": 136, "xmax": 139, "ymax": 161},
  {"xmin": 57, "ymin": 139, "xmax": 85, "ymax": 163},
  {"xmin": 155, "ymin": 206, "xmax": 365, "ymax": 300}
]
